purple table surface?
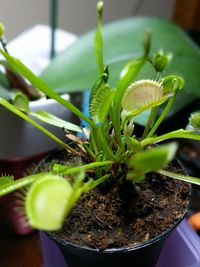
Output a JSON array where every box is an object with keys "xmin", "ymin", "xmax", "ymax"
[{"xmin": 40, "ymin": 219, "xmax": 200, "ymax": 267}]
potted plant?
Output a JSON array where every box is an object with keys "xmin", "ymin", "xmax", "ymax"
[
  {"xmin": 0, "ymin": 2, "xmax": 200, "ymax": 266},
  {"xmin": 0, "ymin": 23, "xmax": 79, "ymax": 234}
]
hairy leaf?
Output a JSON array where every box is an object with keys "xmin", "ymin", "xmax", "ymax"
[
  {"xmin": 89, "ymin": 68, "xmax": 108, "ymax": 104},
  {"xmin": 122, "ymin": 80, "xmax": 163, "ymax": 111},
  {"xmin": 89, "ymin": 83, "xmax": 114, "ymax": 123},
  {"xmin": 0, "ymin": 173, "xmax": 48, "ymax": 196},
  {"xmin": 122, "ymin": 80, "xmax": 171, "ymax": 117},
  {"xmin": 26, "ymin": 175, "xmax": 73, "ymax": 230}
]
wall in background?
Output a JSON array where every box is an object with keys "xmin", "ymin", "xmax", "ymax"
[{"xmin": 0, "ymin": 0, "xmax": 175, "ymax": 40}]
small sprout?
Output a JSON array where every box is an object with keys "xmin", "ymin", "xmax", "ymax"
[
  {"xmin": 25, "ymin": 175, "xmax": 73, "ymax": 230},
  {"xmin": 152, "ymin": 50, "xmax": 172, "ymax": 72},
  {"xmin": 97, "ymin": 1, "xmax": 104, "ymax": 18},
  {"xmin": 189, "ymin": 112, "xmax": 200, "ymax": 129},
  {"xmin": 162, "ymin": 75, "xmax": 185, "ymax": 94},
  {"xmin": 0, "ymin": 22, "xmax": 5, "ymax": 38}
]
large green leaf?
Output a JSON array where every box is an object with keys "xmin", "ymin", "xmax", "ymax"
[
  {"xmin": 41, "ymin": 17, "xmax": 200, "ymax": 95},
  {"xmin": 41, "ymin": 17, "xmax": 200, "ymax": 125}
]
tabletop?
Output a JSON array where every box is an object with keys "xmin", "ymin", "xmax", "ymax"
[{"xmin": 0, "ymin": 231, "xmax": 43, "ymax": 267}]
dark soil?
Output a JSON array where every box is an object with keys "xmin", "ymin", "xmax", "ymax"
[{"xmin": 49, "ymin": 156, "xmax": 189, "ymax": 250}]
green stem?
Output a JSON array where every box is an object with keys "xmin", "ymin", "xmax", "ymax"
[
  {"xmin": 157, "ymin": 169, "xmax": 200, "ymax": 186},
  {"xmin": 141, "ymin": 106, "xmax": 158, "ymax": 139},
  {"xmin": 95, "ymin": 1, "xmax": 104, "ymax": 75},
  {"xmin": 141, "ymin": 129, "xmax": 200, "ymax": 147},
  {"xmin": 90, "ymin": 127, "xmax": 99, "ymax": 155},
  {"xmin": 99, "ymin": 125, "xmax": 117, "ymax": 160},
  {"xmin": 83, "ymin": 174, "xmax": 110, "ymax": 192},
  {"xmin": 0, "ymin": 172, "xmax": 51, "ymax": 196},
  {"xmin": 82, "ymin": 143, "xmax": 96, "ymax": 160},
  {"xmin": 112, "ymin": 57, "xmax": 146, "ymax": 144},
  {"xmin": 53, "ymin": 160, "xmax": 114, "ymax": 174},
  {"xmin": 0, "ymin": 98, "xmax": 77, "ymax": 153},
  {"xmin": 147, "ymin": 93, "xmax": 176, "ymax": 138},
  {"xmin": 0, "ymin": 49, "xmax": 95, "ymax": 128}
]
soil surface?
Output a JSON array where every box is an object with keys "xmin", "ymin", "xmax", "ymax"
[{"xmin": 45, "ymin": 152, "xmax": 190, "ymax": 250}]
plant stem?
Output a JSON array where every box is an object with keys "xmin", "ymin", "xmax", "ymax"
[
  {"xmin": 99, "ymin": 125, "xmax": 117, "ymax": 160},
  {"xmin": 0, "ymin": 172, "xmax": 51, "ymax": 196},
  {"xmin": 112, "ymin": 57, "xmax": 145, "ymax": 144},
  {"xmin": 95, "ymin": 1, "xmax": 104, "ymax": 75},
  {"xmin": 0, "ymin": 98, "xmax": 77, "ymax": 153},
  {"xmin": 0, "ymin": 49, "xmax": 95, "ymax": 128},
  {"xmin": 157, "ymin": 169, "xmax": 200, "ymax": 186},
  {"xmin": 141, "ymin": 129, "xmax": 200, "ymax": 147},
  {"xmin": 141, "ymin": 106, "xmax": 158, "ymax": 139},
  {"xmin": 53, "ymin": 160, "xmax": 114, "ymax": 174},
  {"xmin": 147, "ymin": 93, "xmax": 176, "ymax": 138}
]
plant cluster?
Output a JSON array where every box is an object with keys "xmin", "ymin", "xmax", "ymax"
[{"xmin": 0, "ymin": 2, "xmax": 200, "ymax": 231}]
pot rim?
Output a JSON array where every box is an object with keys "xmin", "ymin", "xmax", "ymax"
[{"xmin": 46, "ymin": 206, "xmax": 188, "ymax": 254}]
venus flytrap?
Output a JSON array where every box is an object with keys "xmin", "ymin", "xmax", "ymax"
[{"xmin": 0, "ymin": 1, "xmax": 200, "ymax": 231}]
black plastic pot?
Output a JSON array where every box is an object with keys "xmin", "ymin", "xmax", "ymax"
[
  {"xmin": 41, "ymin": 213, "xmax": 185, "ymax": 267},
  {"xmin": 36, "ymin": 149, "xmax": 189, "ymax": 267}
]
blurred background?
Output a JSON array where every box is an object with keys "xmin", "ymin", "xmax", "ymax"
[{"xmin": 0, "ymin": 0, "xmax": 198, "ymax": 41}]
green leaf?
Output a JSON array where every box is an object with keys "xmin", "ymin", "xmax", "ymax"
[
  {"xmin": 83, "ymin": 174, "xmax": 109, "ymax": 192},
  {"xmin": 53, "ymin": 160, "xmax": 113, "ymax": 175},
  {"xmin": 89, "ymin": 83, "xmax": 114, "ymax": 123},
  {"xmin": 113, "ymin": 57, "xmax": 145, "ymax": 141},
  {"xmin": 128, "ymin": 142, "xmax": 178, "ymax": 181},
  {"xmin": 157, "ymin": 169, "xmax": 200, "ymax": 186},
  {"xmin": 141, "ymin": 129, "xmax": 200, "ymax": 147},
  {"xmin": 13, "ymin": 92, "xmax": 29, "ymax": 113},
  {"xmin": 0, "ymin": 97, "xmax": 74, "ymax": 151},
  {"xmin": 41, "ymin": 17, "xmax": 200, "ymax": 124},
  {"xmin": 0, "ymin": 49, "xmax": 93, "ymax": 127},
  {"xmin": 0, "ymin": 173, "xmax": 49, "ymax": 196},
  {"xmin": 30, "ymin": 110, "xmax": 82, "ymax": 133}
]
